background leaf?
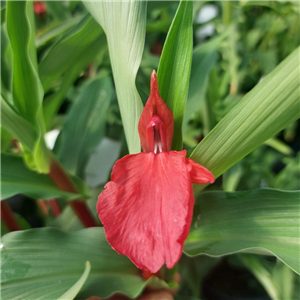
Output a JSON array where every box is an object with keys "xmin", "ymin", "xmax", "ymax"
[
  {"xmin": 1, "ymin": 228, "xmax": 165, "ymax": 300},
  {"xmin": 183, "ymin": 34, "xmax": 226, "ymax": 135},
  {"xmin": 54, "ymin": 75, "xmax": 113, "ymax": 177},
  {"xmin": 39, "ymin": 15, "xmax": 103, "ymax": 92},
  {"xmin": 190, "ymin": 47, "xmax": 300, "ymax": 194},
  {"xmin": 157, "ymin": 0, "xmax": 193, "ymax": 150},
  {"xmin": 6, "ymin": 1, "xmax": 50, "ymax": 172},
  {"xmin": 184, "ymin": 189, "xmax": 300, "ymax": 275},
  {"xmin": 1, "ymin": 153, "xmax": 81, "ymax": 201},
  {"xmin": 84, "ymin": 1, "xmax": 147, "ymax": 154}
]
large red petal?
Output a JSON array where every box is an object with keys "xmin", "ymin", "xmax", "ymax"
[
  {"xmin": 138, "ymin": 71, "xmax": 174, "ymax": 152},
  {"xmin": 97, "ymin": 150, "xmax": 193, "ymax": 273},
  {"xmin": 186, "ymin": 158, "xmax": 215, "ymax": 184}
]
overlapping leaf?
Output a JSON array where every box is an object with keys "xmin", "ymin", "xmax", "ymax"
[
  {"xmin": 54, "ymin": 75, "xmax": 113, "ymax": 177},
  {"xmin": 157, "ymin": 0, "xmax": 193, "ymax": 150},
  {"xmin": 6, "ymin": 1, "xmax": 50, "ymax": 172},
  {"xmin": 190, "ymin": 47, "xmax": 300, "ymax": 194},
  {"xmin": 1, "ymin": 228, "xmax": 166, "ymax": 300},
  {"xmin": 1, "ymin": 153, "xmax": 81, "ymax": 201},
  {"xmin": 185, "ymin": 189, "xmax": 300, "ymax": 275}
]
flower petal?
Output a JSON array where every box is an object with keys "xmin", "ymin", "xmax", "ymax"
[
  {"xmin": 186, "ymin": 158, "xmax": 215, "ymax": 184},
  {"xmin": 97, "ymin": 150, "xmax": 193, "ymax": 273},
  {"xmin": 138, "ymin": 71, "xmax": 174, "ymax": 152}
]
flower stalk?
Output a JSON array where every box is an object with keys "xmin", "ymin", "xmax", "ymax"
[{"xmin": 48, "ymin": 158, "xmax": 98, "ymax": 227}]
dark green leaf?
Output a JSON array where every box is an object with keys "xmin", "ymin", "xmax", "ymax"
[
  {"xmin": 39, "ymin": 15, "xmax": 103, "ymax": 92},
  {"xmin": 54, "ymin": 75, "xmax": 113, "ymax": 177},
  {"xmin": 1, "ymin": 153, "xmax": 80, "ymax": 201},
  {"xmin": 157, "ymin": 0, "xmax": 193, "ymax": 150}
]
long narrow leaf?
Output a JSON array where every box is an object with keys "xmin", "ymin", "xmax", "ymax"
[
  {"xmin": 191, "ymin": 47, "xmax": 300, "ymax": 194},
  {"xmin": 1, "ymin": 96, "xmax": 37, "ymax": 150},
  {"xmin": 84, "ymin": 1, "xmax": 146, "ymax": 154},
  {"xmin": 6, "ymin": 1, "xmax": 50, "ymax": 172},
  {"xmin": 1, "ymin": 153, "xmax": 81, "ymax": 201},
  {"xmin": 54, "ymin": 75, "xmax": 113, "ymax": 177},
  {"xmin": 157, "ymin": 1, "xmax": 193, "ymax": 150},
  {"xmin": 185, "ymin": 189, "xmax": 300, "ymax": 275},
  {"xmin": 39, "ymin": 15, "xmax": 103, "ymax": 92}
]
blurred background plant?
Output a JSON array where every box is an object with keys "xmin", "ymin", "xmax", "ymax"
[{"xmin": 1, "ymin": 1, "xmax": 299, "ymax": 300}]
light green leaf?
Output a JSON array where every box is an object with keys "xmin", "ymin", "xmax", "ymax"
[
  {"xmin": 84, "ymin": 1, "xmax": 146, "ymax": 154},
  {"xmin": 1, "ymin": 153, "xmax": 81, "ymax": 201},
  {"xmin": 57, "ymin": 261, "xmax": 91, "ymax": 300},
  {"xmin": 184, "ymin": 189, "xmax": 300, "ymax": 275},
  {"xmin": 39, "ymin": 15, "xmax": 103, "ymax": 92},
  {"xmin": 6, "ymin": 1, "xmax": 50, "ymax": 173},
  {"xmin": 54, "ymin": 75, "xmax": 113, "ymax": 177},
  {"xmin": 1, "ymin": 228, "xmax": 166, "ymax": 300},
  {"xmin": 238, "ymin": 254, "xmax": 280, "ymax": 300},
  {"xmin": 157, "ymin": 0, "xmax": 193, "ymax": 150},
  {"xmin": 190, "ymin": 47, "xmax": 300, "ymax": 194},
  {"xmin": 264, "ymin": 137, "xmax": 293, "ymax": 156}
]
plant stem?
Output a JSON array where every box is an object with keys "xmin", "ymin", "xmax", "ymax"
[
  {"xmin": 49, "ymin": 199, "xmax": 61, "ymax": 217},
  {"xmin": 48, "ymin": 158, "xmax": 98, "ymax": 227},
  {"xmin": 1, "ymin": 200, "xmax": 21, "ymax": 231}
]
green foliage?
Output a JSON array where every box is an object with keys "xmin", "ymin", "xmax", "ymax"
[
  {"xmin": 185, "ymin": 189, "xmax": 300, "ymax": 275},
  {"xmin": 1, "ymin": 228, "xmax": 166, "ymax": 300},
  {"xmin": 84, "ymin": 1, "xmax": 147, "ymax": 154},
  {"xmin": 1, "ymin": 153, "xmax": 81, "ymax": 200},
  {"xmin": 1, "ymin": 1, "xmax": 299, "ymax": 299},
  {"xmin": 157, "ymin": 1, "xmax": 193, "ymax": 150}
]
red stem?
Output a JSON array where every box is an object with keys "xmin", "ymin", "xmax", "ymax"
[
  {"xmin": 48, "ymin": 158, "xmax": 98, "ymax": 227},
  {"xmin": 49, "ymin": 199, "xmax": 61, "ymax": 217},
  {"xmin": 1, "ymin": 200, "xmax": 21, "ymax": 231}
]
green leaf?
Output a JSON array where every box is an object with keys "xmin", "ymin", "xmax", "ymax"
[
  {"xmin": 183, "ymin": 34, "xmax": 225, "ymax": 135},
  {"xmin": 157, "ymin": 0, "xmax": 193, "ymax": 150},
  {"xmin": 57, "ymin": 261, "xmax": 91, "ymax": 300},
  {"xmin": 237, "ymin": 254, "xmax": 280, "ymax": 300},
  {"xmin": 36, "ymin": 16, "xmax": 82, "ymax": 49},
  {"xmin": 54, "ymin": 75, "xmax": 113, "ymax": 177},
  {"xmin": 184, "ymin": 189, "xmax": 300, "ymax": 275},
  {"xmin": 84, "ymin": 1, "xmax": 146, "ymax": 154},
  {"xmin": 1, "ymin": 153, "xmax": 80, "ymax": 201},
  {"xmin": 6, "ymin": 1, "xmax": 42, "ymax": 124},
  {"xmin": 39, "ymin": 15, "xmax": 103, "ymax": 92},
  {"xmin": 1, "ymin": 96, "xmax": 37, "ymax": 150},
  {"xmin": 190, "ymin": 47, "xmax": 300, "ymax": 194},
  {"xmin": 6, "ymin": 1, "xmax": 50, "ymax": 173},
  {"xmin": 1, "ymin": 228, "xmax": 165, "ymax": 300},
  {"xmin": 44, "ymin": 0, "xmax": 70, "ymax": 21}
]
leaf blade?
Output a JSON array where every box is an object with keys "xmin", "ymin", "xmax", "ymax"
[
  {"xmin": 157, "ymin": 0, "xmax": 193, "ymax": 150},
  {"xmin": 190, "ymin": 47, "xmax": 300, "ymax": 194},
  {"xmin": 185, "ymin": 189, "xmax": 300, "ymax": 275},
  {"xmin": 84, "ymin": 1, "xmax": 146, "ymax": 154}
]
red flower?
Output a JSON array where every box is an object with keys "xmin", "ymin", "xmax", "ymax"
[
  {"xmin": 98, "ymin": 71, "xmax": 214, "ymax": 273},
  {"xmin": 34, "ymin": 1, "xmax": 47, "ymax": 15}
]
